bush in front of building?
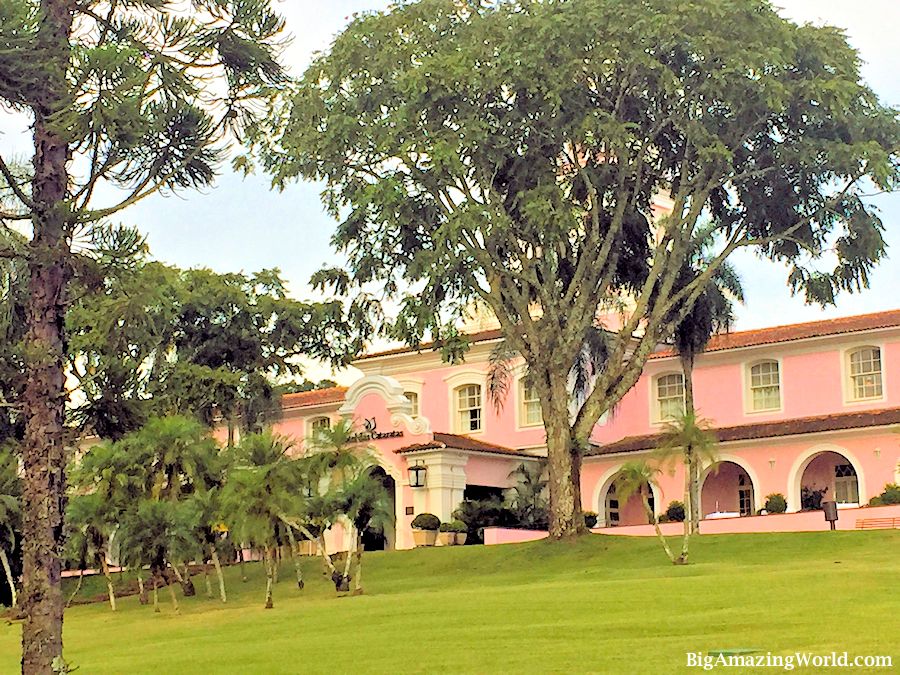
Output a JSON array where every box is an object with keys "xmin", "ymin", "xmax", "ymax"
[
  {"xmin": 438, "ymin": 520, "xmax": 467, "ymax": 533},
  {"xmin": 763, "ymin": 493, "xmax": 787, "ymax": 514},
  {"xmin": 411, "ymin": 513, "xmax": 441, "ymax": 531},
  {"xmin": 583, "ymin": 511, "xmax": 598, "ymax": 528},
  {"xmin": 801, "ymin": 486, "xmax": 828, "ymax": 511},
  {"xmin": 453, "ymin": 497, "xmax": 519, "ymax": 544},
  {"xmin": 664, "ymin": 501, "xmax": 686, "ymax": 522},
  {"xmin": 868, "ymin": 483, "xmax": 900, "ymax": 506}
]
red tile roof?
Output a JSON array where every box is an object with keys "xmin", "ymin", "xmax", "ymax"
[
  {"xmin": 588, "ymin": 406, "xmax": 900, "ymax": 456},
  {"xmin": 281, "ymin": 386, "xmax": 347, "ymax": 409},
  {"xmin": 356, "ymin": 329, "xmax": 505, "ymax": 360},
  {"xmin": 649, "ymin": 309, "xmax": 900, "ymax": 360},
  {"xmin": 395, "ymin": 432, "xmax": 526, "ymax": 457}
]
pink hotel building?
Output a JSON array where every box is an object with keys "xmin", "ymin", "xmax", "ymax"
[{"xmin": 269, "ymin": 310, "xmax": 900, "ymax": 550}]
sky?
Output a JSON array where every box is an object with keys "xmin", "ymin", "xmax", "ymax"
[{"xmin": 1, "ymin": 0, "xmax": 898, "ymax": 381}]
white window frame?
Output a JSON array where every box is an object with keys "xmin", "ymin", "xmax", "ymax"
[
  {"xmin": 444, "ymin": 370, "xmax": 487, "ymax": 435},
  {"xmin": 516, "ymin": 377, "xmax": 543, "ymax": 429},
  {"xmin": 307, "ymin": 415, "xmax": 331, "ymax": 438},
  {"xmin": 454, "ymin": 384, "xmax": 483, "ymax": 434},
  {"xmin": 744, "ymin": 358, "xmax": 783, "ymax": 414},
  {"xmin": 842, "ymin": 344, "xmax": 886, "ymax": 405},
  {"xmin": 652, "ymin": 371, "xmax": 685, "ymax": 424},
  {"xmin": 395, "ymin": 377, "xmax": 424, "ymax": 419},
  {"xmin": 403, "ymin": 391, "xmax": 420, "ymax": 417}
]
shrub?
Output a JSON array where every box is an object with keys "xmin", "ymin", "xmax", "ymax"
[
  {"xmin": 439, "ymin": 520, "xmax": 467, "ymax": 533},
  {"xmin": 583, "ymin": 511, "xmax": 598, "ymax": 528},
  {"xmin": 658, "ymin": 514, "xmax": 670, "ymax": 523},
  {"xmin": 452, "ymin": 498, "xmax": 519, "ymax": 544},
  {"xmin": 800, "ymin": 486, "xmax": 828, "ymax": 510},
  {"xmin": 764, "ymin": 493, "xmax": 787, "ymax": 514},
  {"xmin": 411, "ymin": 513, "xmax": 440, "ymax": 531},
  {"xmin": 664, "ymin": 501, "xmax": 686, "ymax": 522},
  {"xmin": 878, "ymin": 483, "xmax": 900, "ymax": 505},
  {"xmin": 868, "ymin": 495, "xmax": 884, "ymax": 507}
]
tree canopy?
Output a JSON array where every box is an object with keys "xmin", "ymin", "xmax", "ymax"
[{"xmin": 256, "ymin": 0, "xmax": 899, "ymax": 536}]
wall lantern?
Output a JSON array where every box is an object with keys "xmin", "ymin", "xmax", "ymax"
[{"xmin": 408, "ymin": 461, "xmax": 427, "ymax": 488}]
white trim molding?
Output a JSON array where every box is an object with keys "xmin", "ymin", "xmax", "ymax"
[
  {"xmin": 786, "ymin": 443, "xmax": 867, "ymax": 513},
  {"xmin": 338, "ymin": 374, "xmax": 432, "ymax": 435}
]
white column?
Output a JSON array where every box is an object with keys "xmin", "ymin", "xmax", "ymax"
[{"xmin": 414, "ymin": 450, "xmax": 469, "ymax": 522}]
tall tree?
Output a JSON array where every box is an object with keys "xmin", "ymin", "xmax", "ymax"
[
  {"xmin": 256, "ymin": 0, "xmax": 898, "ymax": 538},
  {"xmin": 672, "ymin": 235, "xmax": 744, "ymax": 534},
  {"xmin": 0, "ymin": 2, "xmax": 287, "ymax": 669}
]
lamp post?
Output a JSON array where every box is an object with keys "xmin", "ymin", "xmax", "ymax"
[{"xmin": 408, "ymin": 461, "xmax": 427, "ymax": 488}]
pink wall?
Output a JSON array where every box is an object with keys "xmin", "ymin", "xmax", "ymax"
[
  {"xmin": 484, "ymin": 503, "xmax": 900, "ymax": 544},
  {"xmin": 592, "ymin": 334, "xmax": 900, "ymax": 444}
]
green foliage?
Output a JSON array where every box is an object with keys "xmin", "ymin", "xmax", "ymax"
[
  {"xmin": 411, "ymin": 513, "xmax": 440, "ymax": 531},
  {"xmin": 438, "ymin": 520, "xmax": 467, "ymax": 533},
  {"xmin": 583, "ymin": 511, "xmax": 598, "ymax": 529},
  {"xmin": 506, "ymin": 461, "xmax": 549, "ymax": 529},
  {"xmin": 67, "ymin": 257, "xmax": 354, "ymax": 439},
  {"xmin": 868, "ymin": 483, "xmax": 900, "ymax": 506},
  {"xmin": 801, "ymin": 486, "xmax": 828, "ymax": 511},
  {"xmin": 452, "ymin": 498, "xmax": 519, "ymax": 544},
  {"xmin": 764, "ymin": 494, "xmax": 788, "ymax": 514},
  {"xmin": 665, "ymin": 501, "xmax": 686, "ymax": 523}
]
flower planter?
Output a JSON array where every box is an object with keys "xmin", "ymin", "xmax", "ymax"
[
  {"xmin": 437, "ymin": 531, "xmax": 467, "ymax": 546},
  {"xmin": 412, "ymin": 528, "xmax": 438, "ymax": 547}
]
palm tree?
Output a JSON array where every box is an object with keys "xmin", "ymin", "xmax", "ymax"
[
  {"xmin": 655, "ymin": 411, "xmax": 720, "ymax": 564},
  {"xmin": 672, "ymin": 234, "xmax": 744, "ymax": 535},
  {"xmin": 0, "ymin": 444, "xmax": 21, "ymax": 608},
  {"xmin": 616, "ymin": 461, "xmax": 677, "ymax": 564},
  {"xmin": 507, "ymin": 461, "xmax": 549, "ymax": 529},
  {"xmin": 333, "ymin": 460, "xmax": 392, "ymax": 595},
  {"xmin": 66, "ymin": 494, "xmax": 119, "ymax": 611},
  {"xmin": 221, "ymin": 432, "xmax": 303, "ymax": 609},
  {"xmin": 117, "ymin": 499, "xmax": 194, "ymax": 614}
]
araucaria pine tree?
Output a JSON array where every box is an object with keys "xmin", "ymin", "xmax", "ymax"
[{"xmin": 0, "ymin": 2, "xmax": 287, "ymax": 671}]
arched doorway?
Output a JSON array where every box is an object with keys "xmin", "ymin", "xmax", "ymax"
[
  {"xmin": 361, "ymin": 466, "xmax": 396, "ymax": 551},
  {"xmin": 600, "ymin": 474, "xmax": 656, "ymax": 527},
  {"xmin": 700, "ymin": 461, "xmax": 756, "ymax": 517},
  {"xmin": 797, "ymin": 450, "xmax": 860, "ymax": 509}
]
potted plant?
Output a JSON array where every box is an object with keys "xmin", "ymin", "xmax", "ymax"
[
  {"xmin": 437, "ymin": 520, "xmax": 468, "ymax": 546},
  {"xmin": 411, "ymin": 513, "xmax": 441, "ymax": 547},
  {"xmin": 583, "ymin": 511, "xmax": 599, "ymax": 529}
]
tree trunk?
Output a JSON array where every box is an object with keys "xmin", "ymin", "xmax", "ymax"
[
  {"xmin": 1, "ymin": 548, "xmax": 17, "ymax": 608},
  {"xmin": 263, "ymin": 547, "xmax": 274, "ymax": 609},
  {"xmin": 283, "ymin": 528, "xmax": 304, "ymax": 590},
  {"xmin": 237, "ymin": 547, "xmax": 248, "ymax": 582},
  {"xmin": 681, "ymin": 353, "xmax": 701, "ymax": 536},
  {"xmin": 352, "ymin": 533, "xmax": 364, "ymax": 596},
  {"xmin": 136, "ymin": 572, "xmax": 148, "ymax": 606},
  {"xmin": 544, "ymin": 408, "xmax": 585, "ymax": 538},
  {"xmin": 151, "ymin": 574, "xmax": 160, "ymax": 613},
  {"xmin": 170, "ymin": 563, "xmax": 195, "ymax": 597},
  {"xmin": 203, "ymin": 565, "xmax": 213, "ymax": 599},
  {"xmin": 99, "ymin": 556, "xmax": 116, "ymax": 612},
  {"xmin": 166, "ymin": 575, "xmax": 179, "ymax": 613},
  {"xmin": 641, "ymin": 488, "xmax": 676, "ymax": 563},
  {"xmin": 210, "ymin": 546, "xmax": 226, "ymax": 603},
  {"xmin": 64, "ymin": 569, "xmax": 83, "ymax": 610},
  {"xmin": 21, "ymin": 2, "xmax": 76, "ymax": 670}
]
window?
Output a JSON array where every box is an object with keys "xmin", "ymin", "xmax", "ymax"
[
  {"xmin": 749, "ymin": 360, "xmax": 781, "ymax": 411},
  {"xmin": 309, "ymin": 416, "xmax": 330, "ymax": 434},
  {"xmin": 848, "ymin": 347, "xmax": 883, "ymax": 400},
  {"xmin": 404, "ymin": 391, "xmax": 419, "ymax": 417},
  {"xmin": 656, "ymin": 373, "xmax": 685, "ymax": 422},
  {"xmin": 456, "ymin": 384, "xmax": 482, "ymax": 433},
  {"xmin": 519, "ymin": 380, "xmax": 542, "ymax": 427},
  {"xmin": 738, "ymin": 474, "xmax": 754, "ymax": 517},
  {"xmin": 834, "ymin": 464, "xmax": 859, "ymax": 504}
]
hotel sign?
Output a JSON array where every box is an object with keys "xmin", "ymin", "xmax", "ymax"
[{"xmin": 350, "ymin": 417, "xmax": 404, "ymax": 443}]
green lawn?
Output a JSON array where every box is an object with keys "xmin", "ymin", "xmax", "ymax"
[{"xmin": 1, "ymin": 531, "xmax": 898, "ymax": 673}]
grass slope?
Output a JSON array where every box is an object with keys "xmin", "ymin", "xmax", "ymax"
[{"xmin": 0, "ymin": 531, "xmax": 897, "ymax": 673}]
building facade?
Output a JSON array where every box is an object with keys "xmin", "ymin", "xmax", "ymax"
[{"xmin": 270, "ymin": 311, "xmax": 900, "ymax": 549}]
